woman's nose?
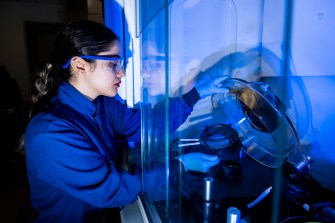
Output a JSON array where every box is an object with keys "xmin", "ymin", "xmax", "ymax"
[
  {"xmin": 142, "ymin": 69, "xmax": 150, "ymax": 78},
  {"xmin": 116, "ymin": 69, "xmax": 125, "ymax": 78}
]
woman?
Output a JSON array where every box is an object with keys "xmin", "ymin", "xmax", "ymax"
[{"xmin": 24, "ymin": 20, "xmax": 226, "ymax": 223}]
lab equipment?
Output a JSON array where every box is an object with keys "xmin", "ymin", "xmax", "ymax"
[
  {"xmin": 304, "ymin": 202, "xmax": 335, "ymax": 223},
  {"xmin": 203, "ymin": 177, "xmax": 214, "ymax": 223},
  {"xmin": 219, "ymin": 78, "xmax": 301, "ymax": 168},
  {"xmin": 246, "ymin": 186, "xmax": 273, "ymax": 209},
  {"xmin": 204, "ymin": 177, "xmax": 214, "ymax": 202},
  {"xmin": 177, "ymin": 124, "xmax": 241, "ymax": 159},
  {"xmin": 227, "ymin": 207, "xmax": 241, "ymax": 223},
  {"xmin": 215, "ymin": 160, "xmax": 242, "ymax": 182}
]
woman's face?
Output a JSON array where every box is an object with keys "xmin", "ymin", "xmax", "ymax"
[{"xmin": 79, "ymin": 41, "xmax": 125, "ymax": 99}]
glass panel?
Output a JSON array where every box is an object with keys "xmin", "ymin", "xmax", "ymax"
[
  {"xmin": 139, "ymin": 0, "xmax": 172, "ymax": 34},
  {"xmin": 139, "ymin": 0, "xmax": 244, "ymax": 222},
  {"xmin": 136, "ymin": 0, "xmax": 335, "ymax": 222},
  {"xmin": 140, "ymin": 4, "xmax": 170, "ymax": 221}
]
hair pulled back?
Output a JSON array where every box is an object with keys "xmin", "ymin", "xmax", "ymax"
[{"xmin": 31, "ymin": 20, "xmax": 119, "ymax": 116}]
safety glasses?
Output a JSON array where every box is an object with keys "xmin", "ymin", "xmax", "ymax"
[{"xmin": 62, "ymin": 55, "xmax": 124, "ymax": 74}]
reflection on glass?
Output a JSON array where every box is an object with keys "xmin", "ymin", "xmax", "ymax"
[
  {"xmin": 142, "ymin": 58, "xmax": 166, "ymax": 96},
  {"xmin": 137, "ymin": 0, "xmax": 289, "ymax": 222}
]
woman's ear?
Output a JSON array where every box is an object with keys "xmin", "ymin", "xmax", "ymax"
[{"xmin": 70, "ymin": 56, "xmax": 88, "ymax": 74}]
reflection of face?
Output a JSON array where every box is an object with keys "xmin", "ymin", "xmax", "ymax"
[{"xmin": 142, "ymin": 60, "xmax": 166, "ymax": 96}]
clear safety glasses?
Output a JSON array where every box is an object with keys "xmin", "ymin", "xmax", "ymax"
[
  {"xmin": 62, "ymin": 55, "xmax": 124, "ymax": 74},
  {"xmin": 141, "ymin": 60, "xmax": 165, "ymax": 74}
]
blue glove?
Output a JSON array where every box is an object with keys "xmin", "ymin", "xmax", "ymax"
[
  {"xmin": 195, "ymin": 75, "xmax": 230, "ymax": 98},
  {"xmin": 175, "ymin": 152, "xmax": 220, "ymax": 173}
]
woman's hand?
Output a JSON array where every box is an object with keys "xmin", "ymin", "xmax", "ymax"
[
  {"xmin": 176, "ymin": 152, "xmax": 220, "ymax": 173},
  {"xmin": 195, "ymin": 75, "xmax": 230, "ymax": 98}
]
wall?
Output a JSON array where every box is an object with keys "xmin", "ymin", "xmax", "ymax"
[
  {"xmin": 0, "ymin": 0, "xmax": 88, "ymax": 101},
  {"xmin": 262, "ymin": 0, "xmax": 335, "ymax": 76},
  {"xmin": 261, "ymin": 0, "xmax": 335, "ymax": 191}
]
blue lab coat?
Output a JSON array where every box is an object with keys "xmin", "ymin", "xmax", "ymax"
[{"xmin": 24, "ymin": 81, "xmax": 199, "ymax": 222}]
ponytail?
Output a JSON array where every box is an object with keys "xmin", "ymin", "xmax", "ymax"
[
  {"xmin": 17, "ymin": 62, "xmax": 61, "ymax": 154},
  {"xmin": 30, "ymin": 62, "xmax": 63, "ymax": 117},
  {"xmin": 32, "ymin": 63, "xmax": 53, "ymax": 103}
]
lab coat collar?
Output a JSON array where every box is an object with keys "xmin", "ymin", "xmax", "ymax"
[{"xmin": 57, "ymin": 81, "xmax": 97, "ymax": 117}]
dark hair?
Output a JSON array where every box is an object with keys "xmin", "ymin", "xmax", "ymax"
[{"xmin": 31, "ymin": 20, "xmax": 119, "ymax": 116}]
